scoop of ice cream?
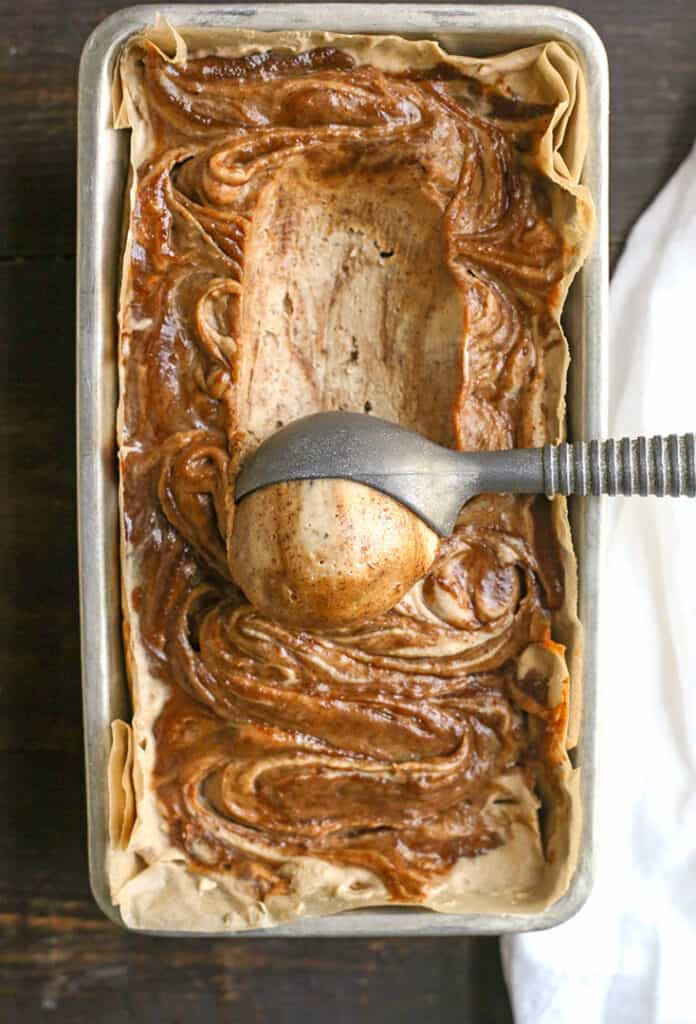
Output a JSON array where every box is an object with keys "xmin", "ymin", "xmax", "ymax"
[{"xmin": 230, "ymin": 478, "xmax": 439, "ymax": 629}]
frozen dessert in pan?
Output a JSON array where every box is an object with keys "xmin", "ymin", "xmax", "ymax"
[{"xmin": 109, "ymin": 17, "xmax": 593, "ymax": 931}]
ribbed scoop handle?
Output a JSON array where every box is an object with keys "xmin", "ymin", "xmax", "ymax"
[{"xmin": 542, "ymin": 434, "xmax": 696, "ymax": 497}]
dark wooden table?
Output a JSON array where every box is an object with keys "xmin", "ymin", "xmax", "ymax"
[{"xmin": 2, "ymin": 2, "xmax": 695, "ymax": 1020}]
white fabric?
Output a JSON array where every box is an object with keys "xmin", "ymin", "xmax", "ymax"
[{"xmin": 502, "ymin": 141, "xmax": 696, "ymax": 1023}]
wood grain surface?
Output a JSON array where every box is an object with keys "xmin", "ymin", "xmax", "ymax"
[{"xmin": 2, "ymin": 2, "xmax": 696, "ymax": 1021}]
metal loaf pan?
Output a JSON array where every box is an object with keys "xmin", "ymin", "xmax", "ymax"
[{"xmin": 77, "ymin": 4, "xmax": 608, "ymax": 936}]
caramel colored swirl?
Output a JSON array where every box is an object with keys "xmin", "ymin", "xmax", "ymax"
[{"xmin": 121, "ymin": 43, "xmax": 575, "ymax": 899}]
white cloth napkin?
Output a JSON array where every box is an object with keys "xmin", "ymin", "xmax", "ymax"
[{"xmin": 501, "ymin": 141, "xmax": 696, "ymax": 1024}]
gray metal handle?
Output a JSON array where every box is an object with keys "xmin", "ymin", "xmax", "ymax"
[{"xmin": 541, "ymin": 434, "xmax": 696, "ymax": 497}]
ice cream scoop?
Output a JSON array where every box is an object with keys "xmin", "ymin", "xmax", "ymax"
[
  {"xmin": 232, "ymin": 412, "xmax": 696, "ymax": 626},
  {"xmin": 236, "ymin": 412, "xmax": 696, "ymax": 532},
  {"xmin": 230, "ymin": 476, "xmax": 438, "ymax": 629}
]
